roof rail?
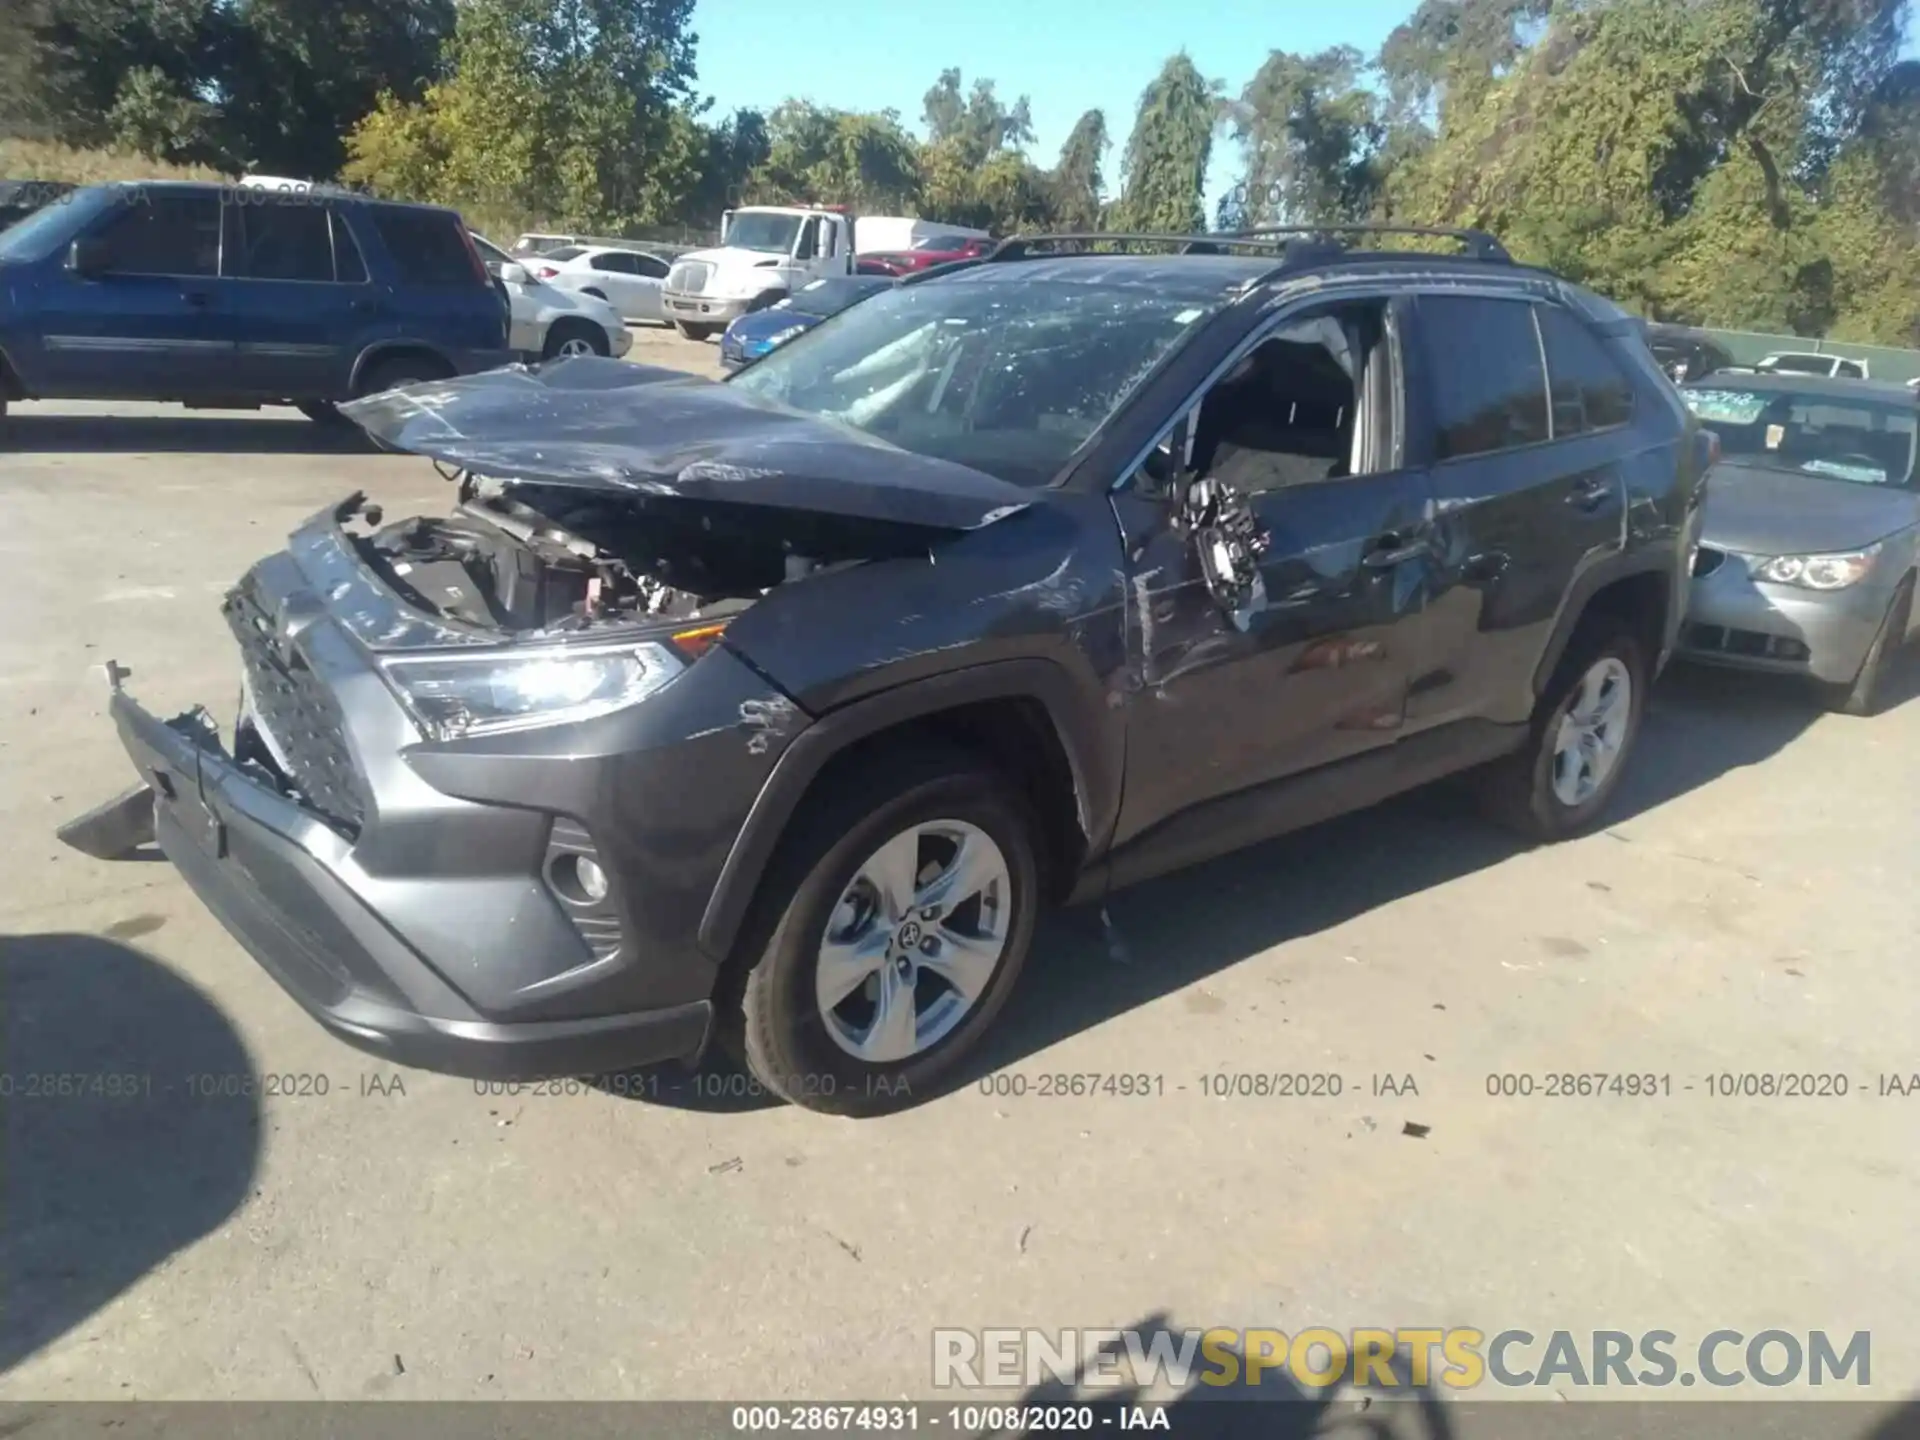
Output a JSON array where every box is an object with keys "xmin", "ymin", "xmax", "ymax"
[{"xmin": 989, "ymin": 224, "xmax": 1512, "ymax": 265}]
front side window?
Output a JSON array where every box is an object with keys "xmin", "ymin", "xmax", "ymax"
[
  {"xmin": 1536, "ymin": 304, "xmax": 1635, "ymax": 436},
  {"xmin": 92, "ymin": 192, "xmax": 221, "ymax": 277},
  {"xmin": 728, "ymin": 276, "xmax": 1221, "ymax": 487},
  {"xmin": 0, "ymin": 185, "xmax": 110, "ymax": 262},
  {"xmin": 1681, "ymin": 383, "xmax": 1918, "ymax": 487},
  {"xmin": 1418, "ymin": 294, "xmax": 1549, "ymax": 460}
]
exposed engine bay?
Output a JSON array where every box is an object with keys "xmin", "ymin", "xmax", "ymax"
[{"xmin": 346, "ymin": 472, "xmax": 892, "ymax": 636}]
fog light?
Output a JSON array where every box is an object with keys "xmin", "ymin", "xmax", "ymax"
[{"xmin": 549, "ymin": 851, "xmax": 610, "ymax": 904}]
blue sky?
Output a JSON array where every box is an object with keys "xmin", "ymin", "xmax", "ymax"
[{"xmin": 689, "ymin": 0, "xmax": 1423, "ymax": 220}]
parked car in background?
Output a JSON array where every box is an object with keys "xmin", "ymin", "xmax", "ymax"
[
  {"xmin": 0, "ymin": 179, "xmax": 76, "ymax": 232},
  {"xmin": 513, "ymin": 232, "xmax": 579, "ymax": 255},
  {"xmin": 663, "ymin": 204, "xmax": 863, "ymax": 339},
  {"xmin": 860, "ymin": 233, "xmax": 997, "ymax": 277},
  {"xmin": 470, "ymin": 233, "xmax": 632, "ymax": 360},
  {"xmin": 81, "ymin": 225, "xmax": 1702, "ymax": 1117},
  {"xmin": 525, "ymin": 245, "xmax": 670, "ymax": 325},
  {"xmin": 718, "ymin": 274, "xmax": 894, "ymax": 372},
  {"xmin": 0, "ymin": 181, "xmax": 511, "ymax": 424},
  {"xmin": 1677, "ymin": 373, "xmax": 1918, "ymax": 714},
  {"xmin": 1758, "ymin": 350, "xmax": 1869, "ymax": 379},
  {"xmin": 1644, "ymin": 322, "xmax": 1736, "ymax": 384}
]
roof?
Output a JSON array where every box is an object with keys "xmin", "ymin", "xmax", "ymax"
[{"xmin": 1684, "ymin": 371, "xmax": 1916, "ymax": 403}]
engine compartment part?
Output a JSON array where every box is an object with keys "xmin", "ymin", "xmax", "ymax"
[{"xmin": 345, "ymin": 479, "xmax": 865, "ymax": 638}]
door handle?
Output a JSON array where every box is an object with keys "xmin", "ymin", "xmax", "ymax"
[
  {"xmin": 1566, "ymin": 476, "xmax": 1612, "ymax": 510},
  {"xmin": 1364, "ymin": 533, "xmax": 1428, "ymax": 569}
]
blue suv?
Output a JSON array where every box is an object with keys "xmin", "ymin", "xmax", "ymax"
[{"xmin": 0, "ymin": 182, "xmax": 513, "ymax": 424}]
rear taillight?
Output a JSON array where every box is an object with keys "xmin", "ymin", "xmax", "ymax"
[{"xmin": 535, "ymin": 265, "xmax": 559, "ymax": 279}]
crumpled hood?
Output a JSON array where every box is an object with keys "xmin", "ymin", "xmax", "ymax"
[
  {"xmin": 337, "ymin": 357, "xmax": 1035, "ymax": 534},
  {"xmin": 1700, "ymin": 457, "xmax": 1920, "ymax": 555}
]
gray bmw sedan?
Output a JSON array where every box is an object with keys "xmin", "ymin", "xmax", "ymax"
[{"xmin": 1677, "ymin": 372, "xmax": 1918, "ymax": 715}]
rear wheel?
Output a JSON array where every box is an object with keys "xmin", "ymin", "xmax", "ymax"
[
  {"xmin": 353, "ymin": 354, "xmax": 453, "ymax": 451},
  {"xmin": 1823, "ymin": 577, "xmax": 1913, "ymax": 717},
  {"xmin": 1478, "ymin": 621, "xmax": 1648, "ymax": 842},
  {"xmin": 733, "ymin": 747, "xmax": 1040, "ymax": 1116},
  {"xmin": 542, "ymin": 318, "xmax": 610, "ymax": 361},
  {"xmin": 296, "ymin": 400, "xmax": 348, "ymax": 425},
  {"xmin": 675, "ymin": 321, "xmax": 719, "ymax": 342}
]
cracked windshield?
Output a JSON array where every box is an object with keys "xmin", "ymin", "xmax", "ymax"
[{"xmin": 6, "ymin": 0, "xmax": 1920, "ymax": 1433}]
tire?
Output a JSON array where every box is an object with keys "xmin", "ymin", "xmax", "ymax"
[
  {"xmin": 297, "ymin": 400, "xmax": 348, "ymax": 425},
  {"xmin": 353, "ymin": 354, "xmax": 452, "ymax": 451},
  {"xmin": 1477, "ymin": 621, "xmax": 1648, "ymax": 842},
  {"xmin": 733, "ymin": 745, "xmax": 1041, "ymax": 1117},
  {"xmin": 542, "ymin": 319, "xmax": 610, "ymax": 361},
  {"xmin": 675, "ymin": 321, "xmax": 719, "ymax": 342},
  {"xmin": 1823, "ymin": 577, "xmax": 1913, "ymax": 717}
]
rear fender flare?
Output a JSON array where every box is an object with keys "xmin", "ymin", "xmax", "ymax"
[
  {"xmin": 696, "ymin": 658, "xmax": 1118, "ymax": 963},
  {"xmin": 349, "ymin": 341, "xmax": 457, "ymax": 393}
]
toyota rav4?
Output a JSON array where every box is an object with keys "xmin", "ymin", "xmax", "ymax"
[{"xmin": 75, "ymin": 226, "xmax": 1708, "ymax": 1116}]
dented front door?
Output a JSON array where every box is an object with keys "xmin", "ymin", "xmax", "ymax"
[{"xmin": 1108, "ymin": 462, "xmax": 1436, "ymax": 848}]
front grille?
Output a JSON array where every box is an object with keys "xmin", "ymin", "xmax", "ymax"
[
  {"xmin": 1692, "ymin": 546, "xmax": 1728, "ymax": 578},
  {"xmin": 227, "ymin": 589, "xmax": 370, "ymax": 835},
  {"xmin": 667, "ymin": 261, "xmax": 711, "ymax": 292},
  {"xmin": 1681, "ymin": 622, "xmax": 1810, "ymax": 663}
]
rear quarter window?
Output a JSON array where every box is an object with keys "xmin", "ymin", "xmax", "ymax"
[{"xmin": 369, "ymin": 208, "xmax": 481, "ymax": 286}]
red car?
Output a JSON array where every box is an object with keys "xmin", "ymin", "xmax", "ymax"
[{"xmin": 860, "ymin": 232, "xmax": 996, "ymax": 276}]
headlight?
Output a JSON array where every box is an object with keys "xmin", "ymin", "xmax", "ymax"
[
  {"xmin": 382, "ymin": 642, "xmax": 684, "ymax": 740},
  {"xmin": 1747, "ymin": 543, "xmax": 1881, "ymax": 591}
]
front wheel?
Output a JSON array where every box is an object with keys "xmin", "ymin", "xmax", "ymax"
[
  {"xmin": 674, "ymin": 321, "xmax": 719, "ymax": 341},
  {"xmin": 1823, "ymin": 577, "xmax": 1913, "ymax": 717},
  {"xmin": 734, "ymin": 747, "xmax": 1040, "ymax": 1116},
  {"xmin": 1477, "ymin": 624, "xmax": 1648, "ymax": 842},
  {"xmin": 542, "ymin": 319, "xmax": 610, "ymax": 360}
]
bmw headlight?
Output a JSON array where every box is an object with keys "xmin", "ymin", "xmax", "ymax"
[
  {"xmin": 382, "ymin": 642, "xmax": 684, "ymax": 740},
  {"xmin": 1747, "ymin": 543, "xmax": 1881, "ymax": 591}
]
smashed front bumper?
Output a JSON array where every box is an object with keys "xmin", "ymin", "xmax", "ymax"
[{"xmin": 108, "ymin": 676, "xmax": 713, "ymax": 1080}]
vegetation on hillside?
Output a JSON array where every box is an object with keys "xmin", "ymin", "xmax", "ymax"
[{"xmin": 6, "ymin": 0, "xmax": 1920, "ymax": 340}]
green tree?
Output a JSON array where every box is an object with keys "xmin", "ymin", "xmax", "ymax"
[
  {"xmin": 1112, "ymin": 52, "xmax": 1221, "ymax": 234},
  {"xmin": 1225, "ymin": 47, "xmax": 1385, "ymax": 226},
  {"xmin": 1050, "ymin": 108, "xmax": 1108, "ymax": 230}
]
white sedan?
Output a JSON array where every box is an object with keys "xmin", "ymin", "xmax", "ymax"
[
  {"xmin": 471, "ymin": 233, "xmax": 633, "ymax": 360},
  {"xmin": 529, "ymin": 246, "xmax": 672, "ymax": 325}
]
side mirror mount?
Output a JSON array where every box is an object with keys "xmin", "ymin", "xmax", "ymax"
[
  {"xmin": 498, "ymin": 262, "xmax": 530, "ymax": 285},
  {"xmin": 69, "ymin": 236, "xmax": 110, "ymax": 276}
]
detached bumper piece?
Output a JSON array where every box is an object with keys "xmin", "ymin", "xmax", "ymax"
[{"xmin": 106, "ymin": 671, "xmax": 711, "ymax": 1081}]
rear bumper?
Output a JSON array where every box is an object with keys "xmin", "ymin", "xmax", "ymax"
[
  {"xmin": 111, "ymin": 692, "xmax": 713, "ymax": 1080},
  {"xmin": 1679, "ymin": 551, "xmax": 1885, "ymax": 685}
]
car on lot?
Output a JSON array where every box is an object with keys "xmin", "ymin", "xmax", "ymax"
[
  {"xmin": 1676, "ymin": 373, "xmax": 1918, "ymax": 714},
  {"xmin": 1643, "ymin": 322, "xmax": 1737, "ymax": 384},
  {"xmin": 0, "ymin": 181, "xmax": 511, "ymax": 424},
  {"xmin": 718, "ymin": 274, "xmax": 894, "ymax": 372},
  {"xmin": 525, "ymin": 244, "xmax": 671, "ymax": 325},
  {"xmin": 0, "ymin": 179, "xmax": 76, "ymax": 232},
  {"xmin": 1758, "ymin": 351, "xmax": 1869, "ymax": 380},
  {"xmin": 860, "ymin": 233, "xmax": 998, "ymax": 277},
  {"xmin": 80, "ymin": 225, "xmax": 1705, "ymax": 1116},
  {"xmin": 469, "ymin": 233, "xmax": 632, "ymax": 361}
]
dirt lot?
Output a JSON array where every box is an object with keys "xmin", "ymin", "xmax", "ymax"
[{"xmin": 3, "ymin": 328, "xmax": 1918, "ymax": 1415}]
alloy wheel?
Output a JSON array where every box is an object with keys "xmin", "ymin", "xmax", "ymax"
[{"xmin": 1550, "ymin": 656, "xmax": 1633, "ymax": 807}]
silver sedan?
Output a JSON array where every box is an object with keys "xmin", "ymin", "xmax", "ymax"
[{"xmin": 1677, "ymin": 374, "xmax": 1918, "ymax": 715}]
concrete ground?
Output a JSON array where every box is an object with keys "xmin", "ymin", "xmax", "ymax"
[{"xmin": 2, "ymin": 328, "xmax": 1917, "ymax": 1420}]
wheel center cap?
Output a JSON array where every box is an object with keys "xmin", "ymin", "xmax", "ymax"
[{"xmin": 896, "ymin": 919, "xmax": 923, "ymax": 949}]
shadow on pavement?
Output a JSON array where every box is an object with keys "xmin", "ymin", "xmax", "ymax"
[
  {"xmin": 3, "ymin": 412, "xmax": 373, "ymax": 455},
  {"xmin": 0, "ymin": 933, "xmax": 261, "ymax": 1375}
]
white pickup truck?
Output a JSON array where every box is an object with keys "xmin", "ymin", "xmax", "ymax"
[{"xmin": 662, "ymin": 207, "xmax": 988, "ymax": 340}]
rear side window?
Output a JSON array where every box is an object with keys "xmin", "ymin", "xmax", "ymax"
[
  {"xmin": 590, "ymin": 251, "xmax": 636, "ymax": 273},
  {"xmin": 1536, "ymin": 304, "xmax": 1635, "ymax": 435},
  {"xmin": 93, "ymin": 192, "xmax": 221, "ymax": 277},
  {"xmin": 228, "ymin": 201, "xmax": 335, "ymax": 281},
  {"xmin": 1419, "ymin": 294, "xmax": 1549, "ymax": 460},
  {"xmin": 371, "ymin": 208, "xmax": 480, "ymax": 286},
  {"xmin": 330, "ymin": 210, "xmax": 369, "ymax": 282}
]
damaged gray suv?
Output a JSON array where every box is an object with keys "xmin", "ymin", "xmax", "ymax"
[{"xmin": 75, "ymin": 227, "xmax": 1708, "ymax": 1115}]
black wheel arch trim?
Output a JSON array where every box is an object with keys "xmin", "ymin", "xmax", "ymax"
[
  {"xmin": 1532, "ymin": 547, "xmax": 1681, "ymax": 698},
  {"xmin": 696, "ymin": 657, "xmax": 1119, "ymax": 965}
]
